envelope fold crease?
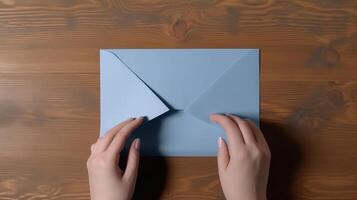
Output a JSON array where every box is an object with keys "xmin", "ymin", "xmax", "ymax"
[
  {"xmin": 100, "ymin": 50, "xmax": 169, "ymax": 135},
  {"xmin": 100, "ymin": 49, "xmax": 260, "ymax": 156}
]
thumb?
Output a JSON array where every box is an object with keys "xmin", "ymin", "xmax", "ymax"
[
  {"xmin": 123, "ymin": 138, "xmax": 140, "ymax": 183},
  {"xmin": 217, "ymin": 137, "xmax": 230, "ymax": 171}
]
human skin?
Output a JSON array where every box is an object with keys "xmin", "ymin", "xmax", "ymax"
[
  {"xmin": 87, "ymin": 117, "xmax": 144, "ymax": 200},
  {"xmin": 87, "ymin": 114, "xmax": 270, "ymax": 200},
  {"xmin": 211, "ymin": 114, "xmax": 271, "ymax": 200}
]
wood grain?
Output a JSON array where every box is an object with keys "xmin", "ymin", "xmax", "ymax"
[{"xmin": 0, "ymin": 0, "xmax": 356, "ymax": 199}]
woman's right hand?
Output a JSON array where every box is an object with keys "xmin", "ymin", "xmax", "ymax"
[{"xmin": 211, "ymin": 114, "xmax": 271, "ymax": 200}]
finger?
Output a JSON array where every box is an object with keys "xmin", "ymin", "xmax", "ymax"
[
  {"xmin": 90, "ymin": 143, "xmax": 96, "ymax": 154},
  {"xmin": 210, "ymin": 114, "xmax": 245, "ymax": 152},
  {"xmin": 107, "ymin": 117, "xmax": 144, "ymax": 156},
  {"xmin": 90, "ymin": 138, "xmax": 100, "ymax": 154},
  {"xmin": 96, "ymin": 118, "xmax": 135, "ymax": 152},
  {"xmin": 123, "ymin": 138, "xmax": 140, "ymax": 183},
  {"xmin": 217, "ymin": 137, "xmax": 230, "ymax": 171},
  {"xmin": 247, "ymin": 120, "xmax": 270, "ymax": 150},
  {"xmin": 228, "ymin": 115, "xmax": 256, "ymax": 145}
]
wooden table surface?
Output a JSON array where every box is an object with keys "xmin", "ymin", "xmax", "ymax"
[{"xmin": 0, "ymin": 0, "xmax": 356, "ymax": 199}]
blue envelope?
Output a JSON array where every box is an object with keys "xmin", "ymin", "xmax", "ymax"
[{"xmin": 100, "ymin": 49, "xmax": 259, "ymax": 156}]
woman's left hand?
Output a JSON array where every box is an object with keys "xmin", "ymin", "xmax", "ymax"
[{"xmin": 87, "ymin": 117, "xmax": 144, "ymax": 200}]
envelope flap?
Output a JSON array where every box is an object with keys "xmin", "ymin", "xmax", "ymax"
[
  {"xmin": 185, "ymin": 49, "xmax": 260, "ymax": 123},
  {"xmin": 100, "ymin": 50, "xmax": 169, "ymax": 135},
  {"xmin": 108, "ymin": 49, "xmax": 247, "ymax": 109}
]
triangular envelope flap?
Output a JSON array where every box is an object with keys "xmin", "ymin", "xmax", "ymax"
[
  {"xmin": 100, "ymin": 50, "xmax": 169, "ymax": 136},
  {"xmin": 185, "ymin": 49, "xmax": 259, "ymax": 123},
  {"xmin": 109, "ymin": 49, "xmax": 248, "ymax": 109}
]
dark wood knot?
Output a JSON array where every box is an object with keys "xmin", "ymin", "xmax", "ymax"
[
  {"xmin": 322, "ymin": 48, "xmax": 340, "ymax": 66},
  {"xmin": 171, "ymin": 19, "xmax": 189, "ymax": 40},
  {"xmin": 308, "ymin": 47, "xmax": 341, "ymax": 68},
  {"xmin": 290, "ymin": 84, "xmax": 346, "ymax": 132}
]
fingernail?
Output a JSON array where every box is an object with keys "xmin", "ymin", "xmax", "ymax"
[
  {"xmin": 135, "ymin": 116, "xmax": 144, "ymax": 121},
  {"xmin": 218, "ymin": 137, "xmax": 223, "ymax": 148},
  {"xmin": 135, "ymin": 138, "xmax": 141, "ymax": 150}
]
